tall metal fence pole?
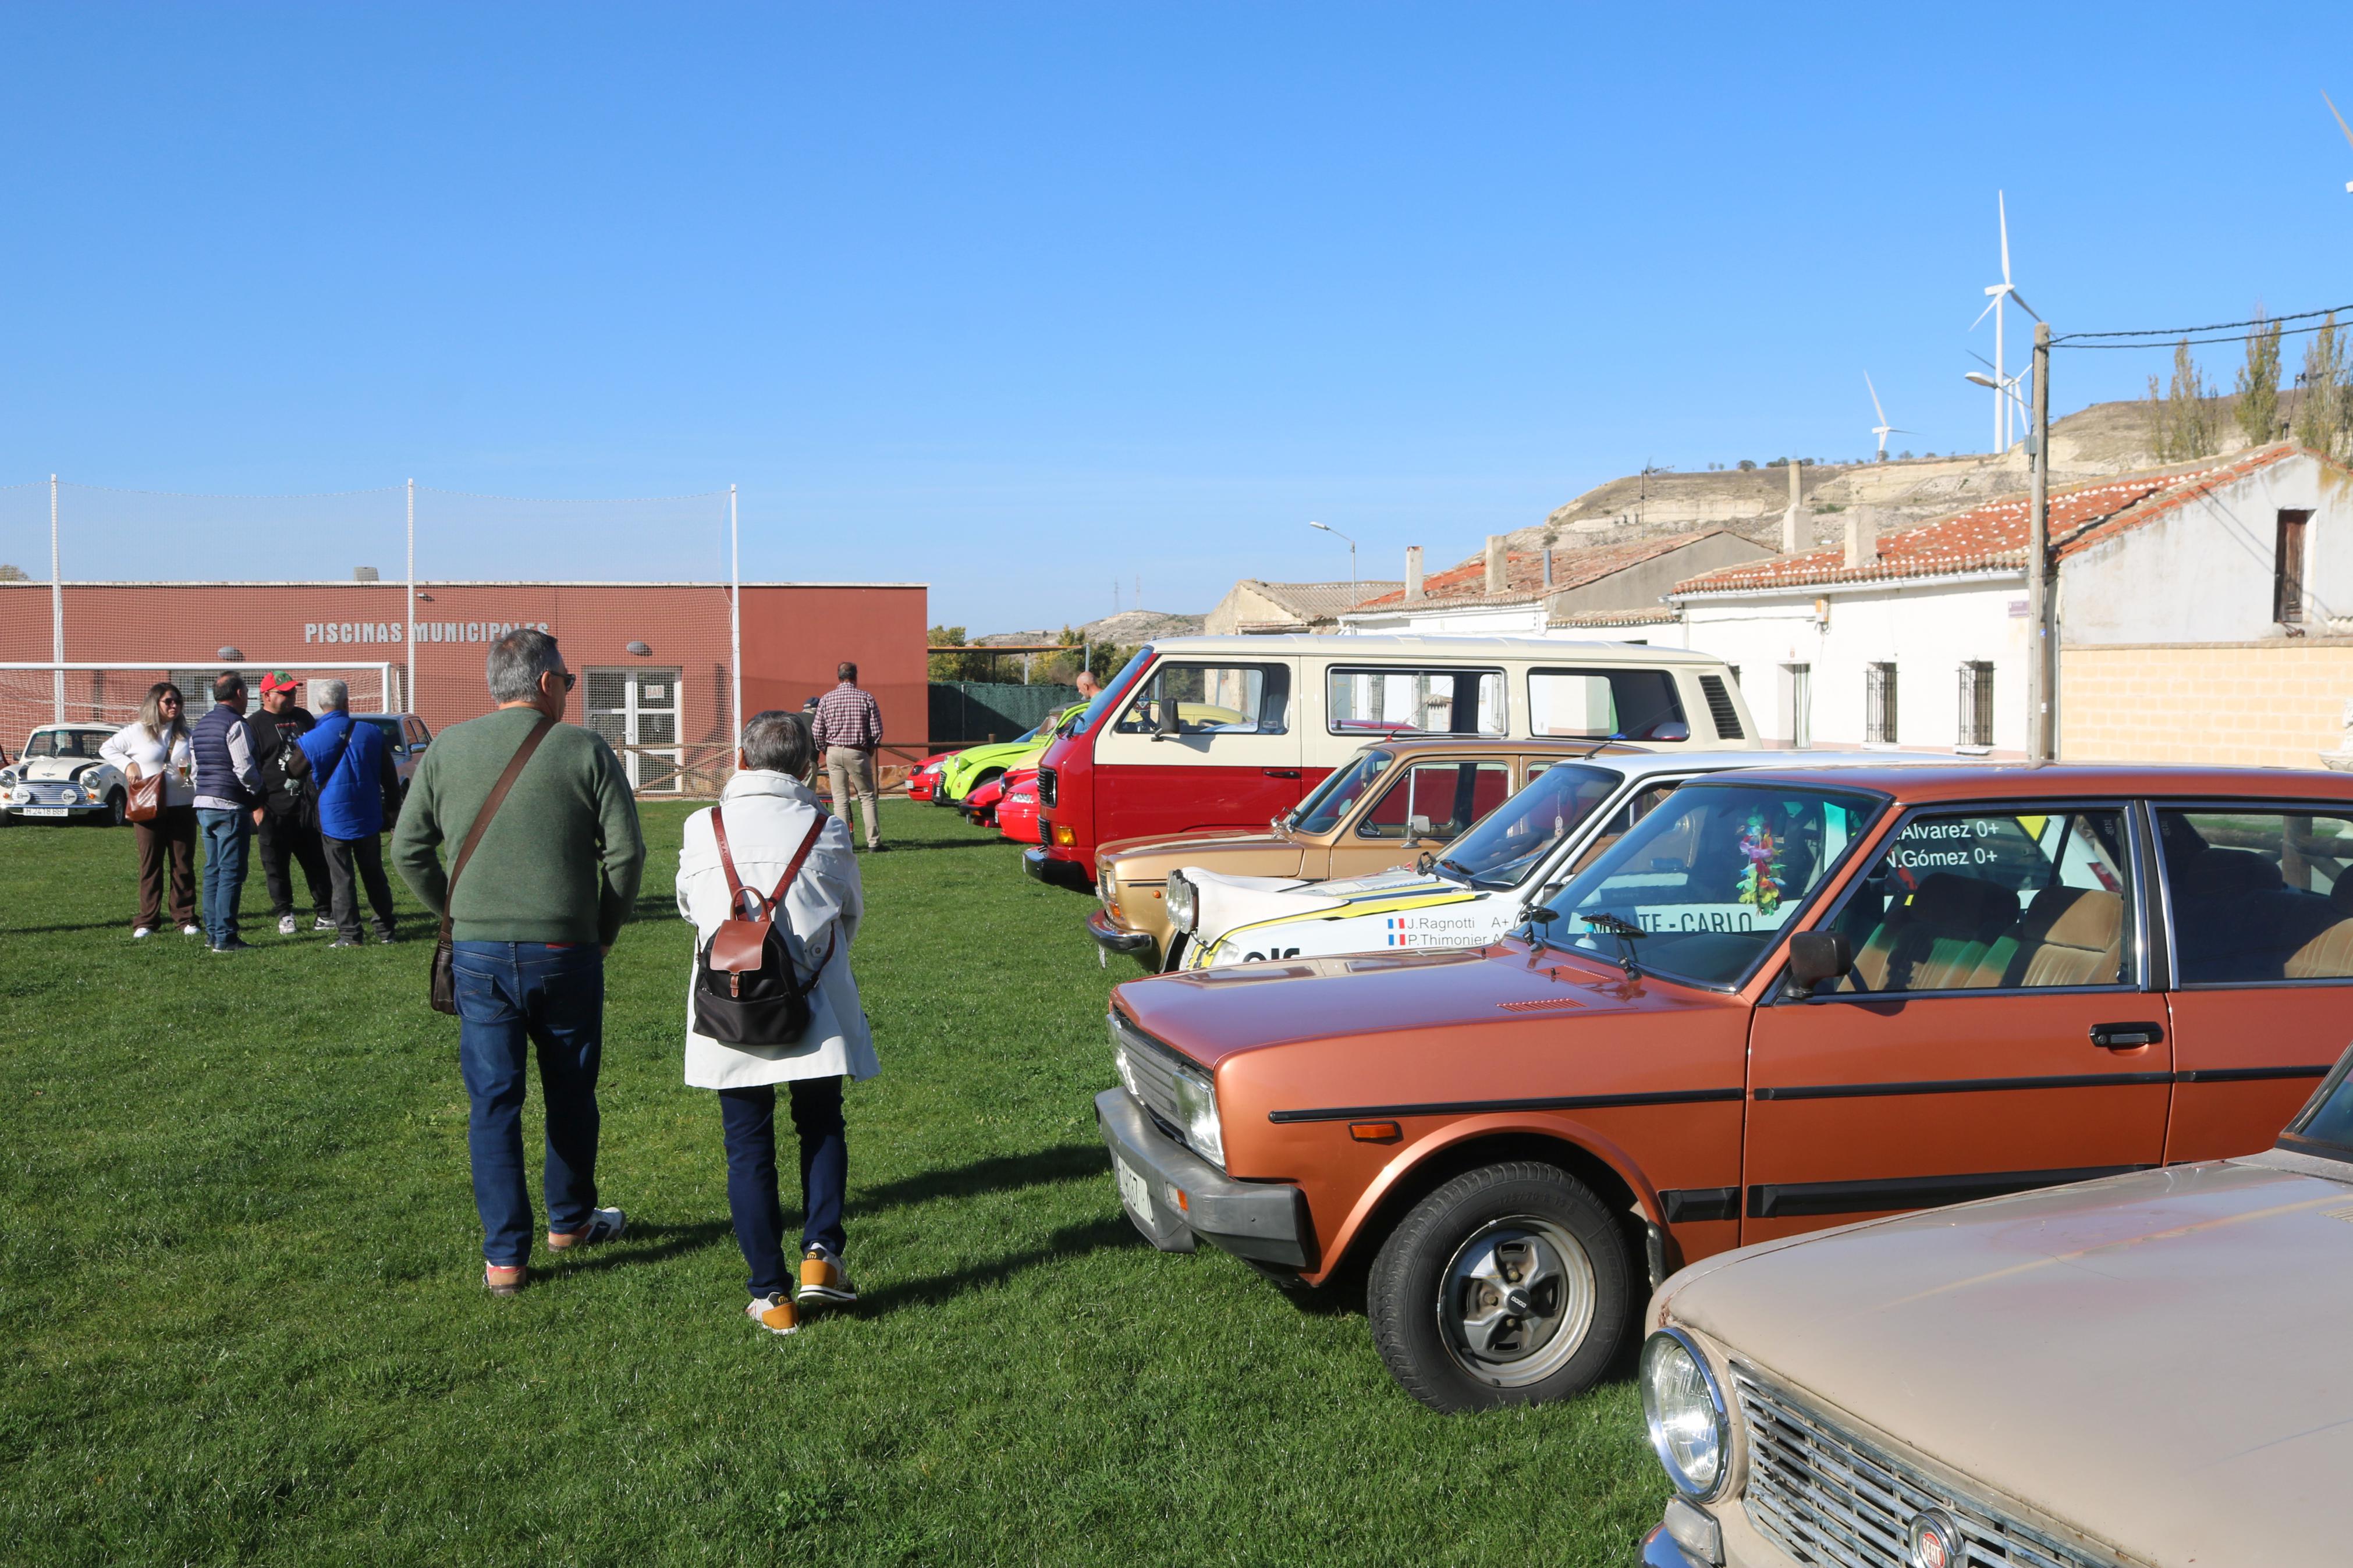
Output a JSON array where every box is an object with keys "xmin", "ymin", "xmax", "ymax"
[
  {"xmin": 405, "ymin": 478, "xmax": 417, "ymax": 713},
  {"xmin": 49, "ymin": 474, "xmax": 62, "ymax": 724}
]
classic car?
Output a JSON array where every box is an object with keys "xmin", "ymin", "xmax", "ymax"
[
  {"xmin": 964, "ymin": 770, "xmax": 1012, "ymax": 826},
  {"xmin": 1089, "ymin": 737, "xmax": 1615, "ymax": 970},
  {"xmin": 935, "ymin": 703, "xmax": 1085, "ymax": 805},
  {"xmin": 352, "ymin": 713, "xmax": 433, "ymax": 801},
  {"xmin": 1094, "ymin": 764, "xmax": 2353, "ymax": 1411},
  {"xmin": 2, "ymin": 724, "xmax": 131, "ymax": 825},
  {"xmin": 1637, "ymin": 1041, "xmax": 2353, "ymax": 1568},
  {"xmin": 998, "ymin": 767, "xmax": 1042, "ymax": 844},
  {"xmin": 907, "ymin": 749, "xmax": 961, "ymax": 802},
  {"xmin": 1165, "ymin": 749, "xmax": 1961, "ymax": 972}
]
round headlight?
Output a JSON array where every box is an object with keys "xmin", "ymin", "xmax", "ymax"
[
  {"xmin": 1641, "ymin": 1328, "xmax": 1730, "ymax": 1498},
  {"xmin": 1166, "ymin": 871, "xmax": 1197, "ymax": 933}
]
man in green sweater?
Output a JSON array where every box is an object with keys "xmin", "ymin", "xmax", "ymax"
[{"xmin": 393, "ymin": 628, "xmax": 647, "ymax": 1296}]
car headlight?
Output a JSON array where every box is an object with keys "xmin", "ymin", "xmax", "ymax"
[
  {"xmin": 922, "ymin": 762, "xmax": 942, "ymax": 776},
  {"xmin": 1166, "ymin": 870, "xmax": 1197, "ymax": 933},
  {"xmin": 1641, "ymin": 1328, "xmax": 1731, "ymax": 1499},
  {"xmin": 1169, "ymin": 1062, "xmax": 1225, "ymax": 1167}
]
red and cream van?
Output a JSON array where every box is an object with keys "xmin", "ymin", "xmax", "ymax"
[{"xmin": 1027, "ymin": 635, "xmax": 1755, "ymax": 886}]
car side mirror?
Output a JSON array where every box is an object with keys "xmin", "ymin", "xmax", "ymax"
[
  {"xmin": 1408, "ymin": 813, "xmax": 1433, "ymax": 838},
  {"xmin": 1783, "ymin": 931, "xmax": 1853, "ymax": 998},
  {"xmin": 1155, "ymin": 702, "xmax": 1179, "ymax": 739}
]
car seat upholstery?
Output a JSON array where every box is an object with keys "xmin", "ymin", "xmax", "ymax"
[
  {"xmin": 1847, "ymin": 872, "xmax": 2019, "ymax": 992},
  {"xmin": 2285, "ymin": 876, "xmax": 2353, "ymax": 980},
  {"xmin": 1966, "ymin": 885, "xmax": 2124, "ymax": 989}
]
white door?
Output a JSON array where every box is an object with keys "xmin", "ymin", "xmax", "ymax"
[{"xmin": 585, "ymin": 667, "xmax": 683, "ymax": 792}]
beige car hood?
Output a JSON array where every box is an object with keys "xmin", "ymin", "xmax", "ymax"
[{"xmin": 1666, "ymin": 1155, "xmax": 2353, "ymax": 1566}]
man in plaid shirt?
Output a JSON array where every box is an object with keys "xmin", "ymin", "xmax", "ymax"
[{"xmin": 810, "ymin": 662, "xmax": 885, "ymax": 852}]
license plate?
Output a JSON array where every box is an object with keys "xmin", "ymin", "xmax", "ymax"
[
  {"xmin": 22, "ymin": 807, "xmax": 68, "ymax": 817},
  {"xmin": 1114, "ymin": 1155, "xmax": 1154, "ymax": 1223}
]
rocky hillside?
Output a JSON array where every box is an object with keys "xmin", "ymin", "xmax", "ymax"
[{"xmin": 974, "ymin": 609, "xmax": 1204, "ymax": 648}]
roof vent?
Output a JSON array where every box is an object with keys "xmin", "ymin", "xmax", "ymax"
[{"xmin": 354, "ymin": 566, "xmax": 379, "ymax": 582}]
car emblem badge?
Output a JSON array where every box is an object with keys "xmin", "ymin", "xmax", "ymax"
[{"xmin": 1907, "ymin": 1508, "xmax": 1961, "ymax": 1568}]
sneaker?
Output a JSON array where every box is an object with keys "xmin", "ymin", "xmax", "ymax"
[
  {"xmin": 278, "ymin": 914, "xmax": 298, "ymax": 936},
  {"xmin": 133, "ymin": 926, "xmax": 154, "ymax": 940},
  {"xmin": 798, "ymin": 1246, "xmax": 858, "ymax": 1307},
  {"xmin": 182, "ymin": 925, "xmax": 203, "ymax": 937},
  {"xmin": 746, "ymin": 1293, "xmax": 800, "ymax": 1335},
  {"xmin": 485, "ymin": 1264, "xmax": 528, "ymax": 1296},
  {"xmin": 328, "ymin": 937, "xmax": 364, "ymax": 949},
  {"xmin": 209, "ymin": 937, "xmax": 255, "ymax": 954},
  {"xmin": 547, "ymin": 1207, "xmax": 627, "ymax": 1251},
  {"xmin": 313, "ymin": 916, "xmax": 335, "ymax": 932},
  {"xmin": 375, "ymin": 931, "xmax": 398, "ymax": 945},
  {"xmin": 867, "ymin": 844, "xmax": 888, "ymax": 854}
]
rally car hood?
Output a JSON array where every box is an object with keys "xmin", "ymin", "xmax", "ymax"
[
  {"xmin": 1660, "ymin": 1154, "xmax": 2353, "ymax": 1566},
  {"xmin": 1115, "ymin": 940, "xmax": 1702, "ymax": 1069},
  {"xmin": 1184, "ymin": 865, "xmax": 1471, "ymax": 941}
]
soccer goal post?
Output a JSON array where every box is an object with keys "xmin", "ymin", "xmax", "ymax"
[{"xmin": 0, "ymin": 662, "xmax": 398, "ymax": 750}]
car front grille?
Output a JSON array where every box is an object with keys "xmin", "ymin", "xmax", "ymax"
[
  {"xmin": 1735, "ymin": 1367, "xmax": 2116, "ymax": 1568},
  {"xmin": 1037, "ymin": 765, "xmax": 1056, "ymax": 808},
  {"xmin": 1110, "ymin": 1012, "xmax": 1194, "ymax": 1152}
]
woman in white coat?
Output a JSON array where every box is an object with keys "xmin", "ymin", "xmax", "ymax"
[
  {"xmin": 677, "ymin": 709, "xmax": 878, "ymax": 1336},
  {"xmin": 100, "ymin": 682, "xmax": 200, "ymax": 938}
]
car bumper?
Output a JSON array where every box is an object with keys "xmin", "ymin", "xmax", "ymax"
[
  {"xmin": 5, "ymin": 802, "xmax": 105, "ymax": 817},
  {"xmin": 1023, "ymin": 846, "xmax": 1091, "ymax": 888},
  {"xmin": 1094, "ymin": 1087, "xmax": 1310, "ymax": 1268},
  {"xmin": 1086, "ymin": 908, "xmax": 1158, "ymax": 962},
  {"xmin": 1641, "ymin": 1497, "xmax": 1787, "ymax": 1568}
]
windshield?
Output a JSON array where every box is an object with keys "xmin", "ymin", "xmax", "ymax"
[
  {"xmin": 1070, "ymin": 646, "xmax": 1153, "ymax": 736},
  {"xmin": 2281, "ymin": 1047, "xmax": 2353, "ymax": 1162},
  {"xmin": 1528, "ymin": 781, "xmax": 1883, "ymax": 989},
  {"xmin": 1289, "ymin": 749, "xmax": 1394, "ymax": 834},
  {"xmin": 24, "ymin": 730, "xmax": 112, "ymax": 760},
  {"xmin": 1438, "ymin": 763, "xmax": 1624, "ymax": 888}
]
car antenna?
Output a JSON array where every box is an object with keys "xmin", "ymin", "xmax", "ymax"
[{"xmin": 1576, "ymin": 731, "xmax": 1628, "ymax": 760}]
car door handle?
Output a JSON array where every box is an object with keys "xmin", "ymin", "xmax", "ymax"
[
  {"xmin": 2089, "ymin": 1021, "xmax": 2165, "ymax": 1050},
  {"xmin": 1261, "ymin": 769, "xmax": 1301, "ymax": 778}
]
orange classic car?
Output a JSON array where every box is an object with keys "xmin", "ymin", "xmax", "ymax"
[{"xmin": 1094, "ymin": 765, "xmax": 2353, "ymax": 1411}]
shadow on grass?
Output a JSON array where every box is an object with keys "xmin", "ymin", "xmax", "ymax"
[
  {"xmin": 5, "ymin": 919, "xmax": 142, "ymax": 936},
  {"xmin": 865, "ymin": 835, "xmax": 1015, "ymax": 853},
  {"xmin": 849, "ymin": 1143, "xmax": 1107, "ymax": 1218},
  {"xmin": 856, "ymin": 1215, "xmax": 1145, "ymax": 1317},
  {"xmin": 552, "ymin": 1218, "xmax": 734, "ymax": 1275}
]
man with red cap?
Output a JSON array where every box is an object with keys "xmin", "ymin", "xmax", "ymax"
[{"xmin": 250, "ymin": 671, "xmax": 334, "ymax": 937}]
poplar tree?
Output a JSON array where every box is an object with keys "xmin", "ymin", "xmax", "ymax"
[
  {"xmin": 2234, "ymin": 314, "xmax": 2284, "ymax": 448},
  {"xmin": 2295, "ymin": 312, "xmax": 2349, "ymax": 458},
  {"xmin": 2147, "ymin": 338, "xmax": 2216, "ymax": 460}
]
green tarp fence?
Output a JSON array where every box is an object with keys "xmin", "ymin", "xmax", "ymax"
[{"xmin": 928, "ymin": 681, "xmax": 1080, "ymax": 744}]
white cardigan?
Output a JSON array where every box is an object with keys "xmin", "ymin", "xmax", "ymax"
[
  {"xmin": 100, "ymin": 721, "xmax": 196, "ymax": 809},
  {"xmin": 676, "ymin": 770, "xmax": 878, "ymax": 1089}
]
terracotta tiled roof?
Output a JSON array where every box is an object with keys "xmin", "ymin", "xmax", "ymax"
[
  {"xmin": 1670, "ymin": 446, "xmax": 2304, "ymax": 596},
  {"xmin": 1547, "ymin": 606, "xmax": 1681, "ymax": 628},
  {"xmin": 1243, "ymin": 579, "xmax": 1403, "ymax": 621},
  {"xmin": 1353, "ymin": 531, "xmax": 1733, "ymax": 611}
]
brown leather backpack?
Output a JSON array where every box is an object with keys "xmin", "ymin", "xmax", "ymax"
[{"xmin": 693, "ymin": 805, "xmax": 832, "ymax": 1046}]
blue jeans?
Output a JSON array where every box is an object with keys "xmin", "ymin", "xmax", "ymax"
[
  {"xmin": 196, "ymin": 808, "xmax": 253, "ymax": 944},
  {"xmin": 453, "ymin": 942, "xmax": 606, "ymax": 1268},
  {"xmin": 718, "ymin": 1077, "xmax": 846, "ymax": 1299}
]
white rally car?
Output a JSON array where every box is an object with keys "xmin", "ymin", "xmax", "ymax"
[
  {"xmin": 2, "ymin": 724, "xmax": 132, "ymax": 826},
  {"xmin": 1166, "ymin": 748, "xmax": 1970, "ymax": 969}
]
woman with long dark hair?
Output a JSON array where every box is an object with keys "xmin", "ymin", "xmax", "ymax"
[{"xmin": 101, "ymin": 682, "xmax": 199, "ymax": 938}]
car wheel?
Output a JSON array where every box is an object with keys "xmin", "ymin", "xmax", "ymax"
[
  {"xmin": 1367, "ymin": 1161, "xmax": 1631, "ymax": 1413},
  {"xmin": 101, "ymin": 790, "xmax": 127, "ymax": 827}
]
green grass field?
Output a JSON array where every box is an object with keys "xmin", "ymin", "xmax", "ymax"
[{"xmin": 1, "ymin": 801, "xmax": 1663, "ymax": 1565}]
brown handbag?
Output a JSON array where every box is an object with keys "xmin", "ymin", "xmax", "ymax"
[
  {"xmin": 126, "ymin": 769, "xmax": 164, "ymax": 823},
  {"xmin": 430, "ymin": 714, "xmax": 556, "ymax": 1016}
]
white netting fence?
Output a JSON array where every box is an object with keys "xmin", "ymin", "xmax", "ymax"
[{"xmin": 0, "ymin": 664, "xmax": 392, "ymax": 749}]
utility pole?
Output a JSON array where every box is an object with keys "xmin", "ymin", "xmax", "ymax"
[
  {"xmin": 2028, "ymin": 321, "xmax": 2054, "ymax": 762},
  {"xmin": 49, "ymin": 475, "xmax": 62, "ymax": 724}
]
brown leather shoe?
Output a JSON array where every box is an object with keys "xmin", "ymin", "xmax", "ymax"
[{"xmin": 485, "ymin": 1264, "xmax": 528, "ymax": 1296}]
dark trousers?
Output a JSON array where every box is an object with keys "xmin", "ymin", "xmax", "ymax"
[
  {"xmin": 452, "ymin": 942, "xmax": 606, "ymax": 1268},
  {"xmin": 257, "ymin": 803, "xmax": 332, "ymax": 920},
  {"xmin": 718, "ymin": 1076, "xmax": 846, "ymax": 1299},
  {"xmin": 324, "ymin": 832, "xmax": 398, "ymax": 940},
  {"xmin": 196, "ymin": 808, "xmax": 253, "ymax": 945},
  {"xmin": 132, "ymin": 804, "xmax": 197, "ymax": 930}
]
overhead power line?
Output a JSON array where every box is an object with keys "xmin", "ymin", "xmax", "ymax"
[{"xmin": 2053, "ymin": 303, "xmax": 2353, "ymax": 349}]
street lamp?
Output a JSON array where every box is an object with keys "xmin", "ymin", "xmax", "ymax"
[
  {"xmin": 1965, "ymin": 371, "xmax": 2037, "ymax": 454},
  {"xmin": 1306, "ymin": 520, "xmax": 1358, "ymax": 588}
]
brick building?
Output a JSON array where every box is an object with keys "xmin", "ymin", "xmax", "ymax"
[{"xmin": 0, "ymin": 578, "xmax": 926, "ymax": 794}]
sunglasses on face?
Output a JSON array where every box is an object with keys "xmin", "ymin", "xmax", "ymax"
[{"xmin": 557, "ymin": 672, "xmax": 576, "ymax": 692}]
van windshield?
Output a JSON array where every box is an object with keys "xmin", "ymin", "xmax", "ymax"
[
  {"xmin": 1436, "ymin": 763, "xmax": 1622, "ymax": 887},
  {"xmin": 1528, "ymin": 781, "xmax": 1883, "ymax": 989},
  {"xmin": 1289, "ymin": 749, "xmax": 1394, "ymax": 835},
  {"xmin": 1070, "ymin": 646, "xmax": 1154, "ymax": 737}
]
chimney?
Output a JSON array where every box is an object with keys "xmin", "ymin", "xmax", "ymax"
[
  {"xmin": 1780, "ymin": 460, "xmax": 1803, "ymax": 554},
  {"xmin": 1406, "ymin": 546, "xmax": 1424, "ymax": 603},
  {"xmin": 1484, "ymin": 535, "xmax": 1506, "ymax": 595},
  {"xmin": 1844, "ymin": 506, "xmax": 1879, "ymax": 569}
]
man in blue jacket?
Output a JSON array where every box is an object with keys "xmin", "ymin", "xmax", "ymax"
[{"xmin": 298, "ymin": 678, "xmax": 404, "ymax": 947}]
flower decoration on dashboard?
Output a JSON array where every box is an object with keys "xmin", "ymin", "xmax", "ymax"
[{"xmin": 1736, "ymin": 812, "xmax": 1783, "ymax": 915}]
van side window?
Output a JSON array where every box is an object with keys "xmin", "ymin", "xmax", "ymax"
[
  {"xmin": 1355, "ymin": 761, "xmax": 1511, "ymax": 841},
  {"xmin": 1824, "ymin": 808, "xmax": 2135, "ymax": 993},
  {"xmin": 1325, "ymin": 667, "xmax": 1503, "ymax": 737},
  {"xmin": 1529, "ymin": 668, "xmax": 1690, "ymax": 742},
  {"xmin": 1113, "ymin": 663, "xmax": 1290, "ymax": 737},
  {"xmin": 2158, "ymin": 809, "xmax": 2353, "ymax": 984}
]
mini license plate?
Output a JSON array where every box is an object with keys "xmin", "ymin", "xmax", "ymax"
[
  {"xmin": 1114, "ymin": 1155, "xmax": 1154, "ymax": 1223},
  {"xmin": 22, "ymin": 807, "xmax": 68, "ymax": 817}
]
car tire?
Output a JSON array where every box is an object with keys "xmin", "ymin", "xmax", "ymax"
[
  {"xmin": 1367, "ymin": 1161, "xmax": 1631, "ymax": 1413},
  {"xmin": 100, "ymin": 790, "xmax": 127, "ymax": 827}
]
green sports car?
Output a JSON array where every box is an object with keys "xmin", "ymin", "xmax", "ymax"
[{"xmin": 934, "ymin": 703, "xmax": 1085, "ymax": 805}]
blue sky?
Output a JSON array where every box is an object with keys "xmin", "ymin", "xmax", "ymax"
[{"xmin": 5, "ymin": 3, "xmax": 2353, "ymax": 630}]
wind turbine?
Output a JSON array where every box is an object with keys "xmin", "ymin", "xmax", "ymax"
[
  {"xmin": 1970, "ymin": 191, "xmax": 2040, "ymax": 454},
  {"xmin": 1865, "ymin": 372, "xmax": 1914, "ymax": 460},
  {"xmin": 2326, "ymin": 91, "xmax": 2353, "ymax": 191}
]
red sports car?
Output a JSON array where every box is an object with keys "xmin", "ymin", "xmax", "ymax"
[
  {"xmin": 906, "ymin": 750, "xmax": 959, "ymax": 803},
  {"xmin": 964, "ymin": 770, "xmax": 1010, "ymax": 826},
  {"xmin": 996, "ymin": 767, "xmax": 1042, "ymax": 844}
]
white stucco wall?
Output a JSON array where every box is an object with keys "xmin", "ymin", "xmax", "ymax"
[
  {"xmin": 2064, "ymin": 452, "xmax": 2353, "ymax": 642},
  {"xmin": 1678, "ymin": 574, "xmax": 2029, "ymax": 752}
]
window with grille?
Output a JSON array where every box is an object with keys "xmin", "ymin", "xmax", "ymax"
[
  {"xmin": 1957, "ymin": 660, "xmax": 1995, "ymax": 748},
  {"xmin": 585, "ymin": 667, "xmax": 683, "ymax": 792},
  {"xmin": 1864, "ymin": 662, "xmax": 1898, "ymax": 744}
]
